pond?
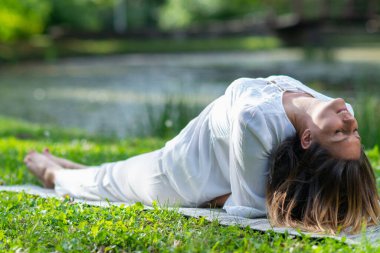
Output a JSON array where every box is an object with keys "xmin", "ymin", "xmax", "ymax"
[{"xmin": 1, "ymin": 49, "xmax": 380, "ymax": 141}]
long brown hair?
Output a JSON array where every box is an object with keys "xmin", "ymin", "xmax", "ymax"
[{"xmin": 266, "ymin": 135, "xmax": 380, "ymax": 234}]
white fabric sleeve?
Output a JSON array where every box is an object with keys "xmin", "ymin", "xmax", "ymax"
[{"xmin": 223, "ymin": 106, "xmax": 271, "ymax": 218}]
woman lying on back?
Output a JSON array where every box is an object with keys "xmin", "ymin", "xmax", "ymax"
[{"xmin": 25, "ymin": 75, "xmax": 380, "ymax": 234}]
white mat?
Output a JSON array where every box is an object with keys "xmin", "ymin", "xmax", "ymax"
[{"xmin": 1, "ymin": 185, "xmax": 379, "ymax": 246}]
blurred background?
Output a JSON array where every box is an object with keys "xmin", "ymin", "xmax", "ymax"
[{"xmin": 0, "ymin": 0, "xmax": 380, "ymax": 147}]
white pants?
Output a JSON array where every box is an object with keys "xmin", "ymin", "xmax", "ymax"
[{"xmin": 54, "ymin": 150, "xmax": 191, "ymax": 206}]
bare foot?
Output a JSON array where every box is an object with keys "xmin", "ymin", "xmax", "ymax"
[
  {"xmin": 24, "ymin": 151, "xmax": 62, "ymax": 188},
  {"xmin": 43, "ymin": 148, "xmax": 86, "ymax": 170}
]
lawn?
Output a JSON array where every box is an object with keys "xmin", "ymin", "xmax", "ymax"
[{"xmin": 0, "ymin": 116, "xmax": 379, "ymax": 252}]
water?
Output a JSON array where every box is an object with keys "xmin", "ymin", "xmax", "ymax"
[{"xmin": 1, "ymin": 49, "xmax": 379, "ymax": 137}]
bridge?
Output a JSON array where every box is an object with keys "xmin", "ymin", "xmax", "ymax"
[
  {"xmin": 186, "ymin": 0, "xmax": 380, "ymax": 47},
  {"xmin": 270, "ymin": 0, "xmax": 379, "ymax": 46}
]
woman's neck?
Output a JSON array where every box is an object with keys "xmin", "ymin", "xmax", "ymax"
[{"xmin": 282, "ymin": 91, "xmax": 317, "ymax": 133}]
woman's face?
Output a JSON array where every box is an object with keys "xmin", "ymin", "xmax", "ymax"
[{"xmin": 309, "ymin": 98, "xmax": 361, "ymax": 160}]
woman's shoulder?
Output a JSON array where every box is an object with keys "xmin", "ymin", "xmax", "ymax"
[
  {"xmin": 229, "ymin": 94, "xmax": 296, "ymax": 151},
  {"xmin": 225, "ymin": 77, "xmax": 267, "ymax": 96}
]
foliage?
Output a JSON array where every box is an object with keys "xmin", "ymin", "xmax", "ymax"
[
  {"xmin": 158, "ymin": 0, "xmax": 268, "ymax": 30},
  {"xmin": 1, "ymin": 0, "xmax": 379, "ymax": 45},
  {"xmin": 49, "ymin": 0, "xmax": 114, "ymax": 33},
  {"xmin": 0, "ymin": 0, "xmax": 164, "ymax": 43},
  {"xmin": 158, "ymin": 0, "xmax": 380, "ymax": 30},
  {"xmin": 0, "ymin": 0, "xmax": 51, "ymax": 42},
  {"xmin": 142, "ymin": 98, "xmax": 203, "ymax": 138},
  {"xmin": 126, "ymin": 0, "xmax": 166, "ymax": 29},
  {"xmin": 48, "ymin": 0, "xmax": 167, "ymax": 32},
  {"xmin": 354, "ymin": 95, "xmax": 380, "ymax": 149}
]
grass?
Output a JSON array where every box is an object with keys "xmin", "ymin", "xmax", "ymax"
[
  {"xmin": 0, "ymin": 36, "xmax": 280, "ymax": 63},
  {"xmin": 0, "ymin": 192, "xmax": 358, "ymax": 253},
  {"xmin": 0, "ymin": 115, "xmax": 379, "ymax": 252},
  {"xmin": 354, "ymin": 95, "xmax": 380, "ymax": 149},
  {"xmin": 141, "ymin": 98, "xmax": 203, "ymax": 138}
]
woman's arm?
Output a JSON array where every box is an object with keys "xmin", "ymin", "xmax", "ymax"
[{"xmin": 226, "ymin": 106, "xmax": 271, "ymax": 217}]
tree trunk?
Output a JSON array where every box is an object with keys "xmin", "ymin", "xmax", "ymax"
[
  {"xmin": 344, "ymin": 0, "xmax": 355, "ymax": 18},
  {"xmin": 292, "ymin": 0, "xmax": 304, "ymax": 19},
  {"xmin": 368, "ymin": 0, "xmax": 378, "ymax": 17},
  {"xmin": 320, "ymin": 0, "xmax": 329, "ymax": 19},
  {"xmin": 114, "ymin": 0, "xmax": 127, "ymax": 34}
]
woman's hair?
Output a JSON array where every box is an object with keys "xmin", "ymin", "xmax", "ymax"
[{"xmin": 267, "ymin": 135, "xmax": 380, "ymax": 234}]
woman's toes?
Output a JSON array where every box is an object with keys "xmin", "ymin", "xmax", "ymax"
[
  {"xmin": 28, "ymin": 150, "xmax": 36, "ymax": 155},
  {"xmin": 24, "ymin": 150, "xmax": 36, "ymax": 162},
  {"xmin": 43, "ymin": 149, "xmax": 55, "ymax": 160},
  {"xmin": 24, "ymin": 154, "xmax": 32, "ymax": 163}
]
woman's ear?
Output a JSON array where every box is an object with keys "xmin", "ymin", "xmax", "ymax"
[{"xmin": 300, "ymin": 129, "xmax": 312, "ymax": 149}]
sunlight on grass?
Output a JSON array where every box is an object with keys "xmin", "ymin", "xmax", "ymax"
[
  {"xmin": 59, "ymin": 36, "xmax": 280, "ymax": 55},
  {"xmin": 0, "ymin": 115, "xmax": 378, "ymax": 252}
]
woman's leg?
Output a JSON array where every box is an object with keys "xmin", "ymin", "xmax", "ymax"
[
  {"xmin": 25, "ymin": 149, "xmax": 191, "ymax": 206},
  {"xmin": 42, "ymin": 148, "xmax": 87, "ymax": 169},
  {"xmin": 24, "ymin": 148, "xmax": 89, "ymax": 187}
]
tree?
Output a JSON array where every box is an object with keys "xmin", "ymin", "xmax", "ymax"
[
  {"xmin": 0, "ymin": 0, "xmax": 51, "ymax": 42},
  {"xmin": 48, "ymin": 0, "xmax": 114, "ymax": 33},
  {"xmin": 158, "ymin": 0, "xmax": 270, "ymax": 30}
]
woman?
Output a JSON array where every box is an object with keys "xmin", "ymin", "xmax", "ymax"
[{"xmin": 24, "ymin": 75, "xmax": 380, "ymax": 234}]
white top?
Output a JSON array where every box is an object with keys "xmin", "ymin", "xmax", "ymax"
[{"xmin": 159, "ymin": 75, "xmax": 354, "ymax": 218}]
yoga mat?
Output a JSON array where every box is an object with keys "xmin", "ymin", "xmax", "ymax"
[{"xmin": 0, "ymin": 185, "xmax": 379, "ymax": 246}]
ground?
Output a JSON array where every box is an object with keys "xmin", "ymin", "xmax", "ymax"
[{"xmin": 0, "ymin": 116, "xmax": 379, "ymax": 252}]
